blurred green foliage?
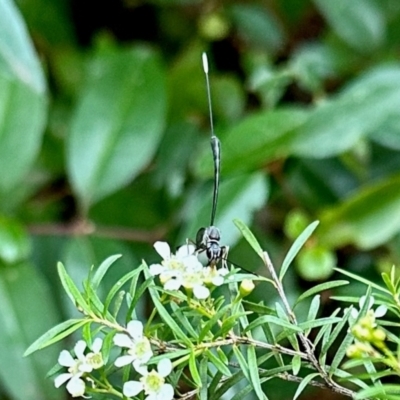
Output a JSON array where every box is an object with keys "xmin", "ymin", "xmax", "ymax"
[{"xmin": 2, "ymin": 0, "xmax": 400, "ymax": 398}]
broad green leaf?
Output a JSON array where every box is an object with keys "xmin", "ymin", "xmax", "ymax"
[
  {"xmin": 234, "ymin": 219, "xmax": 264, "ymax": 259},
  {"xmin": 320, "ymin": 173, "xmax": 400, "ymax": 249},
  {"xmin": 295, "ymin": 280, "xmax": 349, "ymax": 305},
  {"xmin": 183, "ymin": 173, "xmax": 269, "ymax": 247},
  {"xmin": 91, "ymin": 254, "xmax": 122, "ymax": 290},
  {"xmin": 229, "ymin": 4, "xmax": 286, "ymax": 52},
  {"xmin": 67, "ymin": 45, "xmax": 166, "ymax": 209},
  {"xmin": 247, "ymin": 346, "xmax": 267, "ymax": 400},
  {"xmin": 290, "ymin": 67, "xmax": 400, "ymax": 158},
  {"xmin": 280, "ymin": 221, "xmax": 319, "ymax": 280},
  {"xmin": 0, "ymin": 262, "xmax": 60, "ymax": 399},
  {"xmin": 0, "ymin": 0, "xmax": 47, "ymax": 191},
  {"xmin": 296, "ymin": 246, "xmax": 336, "ymax": 281},
  {"xmin": 0, "ymin": 216, "xmax": 30, "ymax": 263},
  {"xmin": 195, "ymin": 108, "xmax": 307, "ymax": 176},
  {"xmin": 314, "ymin": 0, "xmax": 385, "ymax": 52}
]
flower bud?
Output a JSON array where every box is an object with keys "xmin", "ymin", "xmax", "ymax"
[{"xmin": 239, "ymin": 279, "xmax": 255, "ymax": 297}]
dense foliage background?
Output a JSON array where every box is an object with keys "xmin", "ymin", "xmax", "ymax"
[{"xmin": 1, "ymin": 0, "xmax": 400, "ymax": 398}]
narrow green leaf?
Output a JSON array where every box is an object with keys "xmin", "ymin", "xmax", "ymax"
[
  {"xmin": 57, "ymin": 262, "xmax": 91, "ymax": 314},
  {"xmin": 329, "ymin": 331, "xmax": 354, "ymax": 378},
  {"xmin": 200, "ymin": 356, "xmax": 208, "ymax": 400},
  {"xmin": 232, "ymin": 345, "xmax": 250, "ymax": 381},
  {"xmin": 381, "ymin": 272, "xmax": 395, "ymax": 294},
  {"xmin": 355, "ymin": 384, "xmax": 400, "ymax": 399},
  {"xmin": 336, "ymin": 268, "xmax": 390, "ymax": 293},
  {"xmin": 103, "ymin": 266, "xmax": 143, "ymax": 317},
  {"xmin": 291, "ymin": 354, "xmax": 301, "ymax": 376},
  {"xmin": 244, "ymin": 315, "xmax": 302, "ymax": 333},
  {"xmin": 189, "ymin": 351, "xmax": 202, "ymax": 388},
  {"xmin": 305, "ymin": 295, "xmax": 320, "ymax": 336},
  {"xmin": 143, "ymin": 264, "xmax": 192, "ymax": 346},
  {"xmin": 170, "ymin": 302, "xmax": 198, "ymax": 338},
  {"xmin": 243, "ymin": 300, "xmax": 275, "ymax": 315},
  {"xmin": 247, "ymin": 346, "xmax": 266, "ymax": 400},
  {"xmin": 91, "ymin": 254, "xmax": 122, "ymax": 290},
  {"xmin": 24, "ymin": 319, "xmax": 86, "ymax": 356},
  {"xmin": 293, "ymin": 373, "xmax": 320, "ymax": 400},
  {"xmin": 295, "ymin": 280, "xmax": 349, "ymax": 305},
  {"xmin": 298, "ymin": 317, "xmax": 342, "ymax": 331},
  {"xmin": 280, "ymin": 221, "xmax": 319, "ymax": 280},
  {"xmin": 206, "ymin": 349, "xmax": 232, "ymax": 377},
  {"xmin": 321, "ymin": 307, "xmax": 351, "ymax": 360},
  {"xmin": 233, "ymin": 219, "xmax": 264, "ymax": 258},
  {"xmin": 199, "ymin": 305, "xmax": 230, "ymax": 342}
]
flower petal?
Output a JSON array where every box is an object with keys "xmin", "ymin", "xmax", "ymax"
[
  {"xmin": 149, "ymin": 263, "xmax": 164, "ymax": 276},
  {"xmin": 92, "ymin": 338, "xmax": 103, "ymax": 353},
  {"xmin": 157, "ymin": 358, "xmax": 172, "ymax": 377},
  {"xmin": 54, "ymin": 373, "xmax": 72, "ymax": 388},
  {"xmin": 211, "ymin": 275, "xmax": 224, "ymax": 286},
  {"xmin": 176, "ymin": 243, "xmax": 196, "ymax": 258},
  {"xmin": 66, "ymin": 376, "xmax": 86, "ymax": 397},
  {"xmin": 127, "ymin": 320, "xmax": 144, "ymax": 340},
  {"xmin": 159, "ymin": 383, "xmax": 174, "ymax": 400},
  {"xmin": 74, "ymin": 340, "xmax": 87, "ymax": 360},
  {"xmin": 58, "ymin": 350, "xmax": 75, "ymax": 367},
  {"xmin": 123, "ymin": 380, "xmax": 144, "ymax": 397},
  {"xmin": 154, "ymin": 241, "xmax": 171, "ymax": 260},
  {"xmin": 164, "ymin": 278, "xmax": 182, "ymax": 291},
  {"xmin": 113, "ymin": 333, "xmax": 132, "ymax": 348},
  {"xmin": 133, "ymin": 360, "xmax": 149, "ymax": 376},
  {"xmin": 375, "ymin": 305, "xmax": 387, "ymax": 318},
  {"xmin": 114, "ymin": 355, "xmax": 134, "ymax": 368},
  {"xmin": 193, "ymin": 285, "xmax": 210, "ymax": 300}
]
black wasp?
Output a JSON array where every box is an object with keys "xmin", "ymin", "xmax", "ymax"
[{"xmin": 195, "ymin": 53, "xmax": 228, "ymax": 268}]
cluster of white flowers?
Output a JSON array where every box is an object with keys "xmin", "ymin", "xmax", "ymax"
[
  {"xmin": 55, "ymin": 338, "xmax": 103, "ymax": 398},
  {"xmin": 149, "ymin": 241, "xmax": 229, "ymax": 299},
  {"xmin": 113, "ymin": 320, "xmax": 174, "ymax": 400},
  {"xmin": 349, "ymin": 295, "xmax": 387, "ymax": 325},
  {"xmin": 56, "ymin": 320, "xmax": 174, "ymax": 400}
]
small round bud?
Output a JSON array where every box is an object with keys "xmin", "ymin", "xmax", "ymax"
[
  {"xmin": 351, "ymin": 325, "xmax": 371, "ymax": 341},
  {"xmin": 372, "ymin": 328, "xmax": 386, "ymax": 343},
  {"xmin": 239, "ymin": 279, "xmax": 255, "ymax": 297},
  {"xmin": 346, "ymin": 344, "xmax": 361, "ymax": 358}
]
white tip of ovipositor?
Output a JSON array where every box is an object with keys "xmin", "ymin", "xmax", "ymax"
[{"xmin": 202, "ymin": 52, "xmax": 209, "ymax": 74}]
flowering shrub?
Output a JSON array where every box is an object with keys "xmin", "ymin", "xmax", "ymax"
[{"xmin": 25, "ymin": 221, "xmax": 400, "ymax": 399}]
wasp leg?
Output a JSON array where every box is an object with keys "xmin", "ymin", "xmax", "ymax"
[{"xmin": 221, "ymin": 245, "xmax": 229, "ymax": 269}]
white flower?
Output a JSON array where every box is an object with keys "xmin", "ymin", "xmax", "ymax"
[
  {"xmin": 350, "ymin": 295, "xmax": 387, "ymax": 323},
  {"xmin": 114, "ymin": 320, "xmax": 153, "ymax": 369},
  {"xmin": 85, "ymin": 338, "xmax": 104, "ymax": 370},
  {"xmin": 123, "ymin": 358, "xmax": 174, "ymax": 400},
  {"xmin": 149, "ymin": 241, "xmax": 197, "ymax": 282},
  {"xmin": 202, "ymin": 266, "xmax": 229, "ymax": 286},
  {"xmin": 54, "ymin": 341, "xmax": 91, "ymax": 398}
]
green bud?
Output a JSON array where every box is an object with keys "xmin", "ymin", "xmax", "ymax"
[{"xmin": 239, "ymin": 279, "xmax": 255, "ymax": 297}]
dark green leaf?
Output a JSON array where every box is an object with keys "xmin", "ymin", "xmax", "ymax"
[
  {"xmin": 0, "ymin": 0, "xmax": 47, "ymax": 192},
  {"xmin": 67, "ymin": 46, "xmax": 166, "ymax": 208}
]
